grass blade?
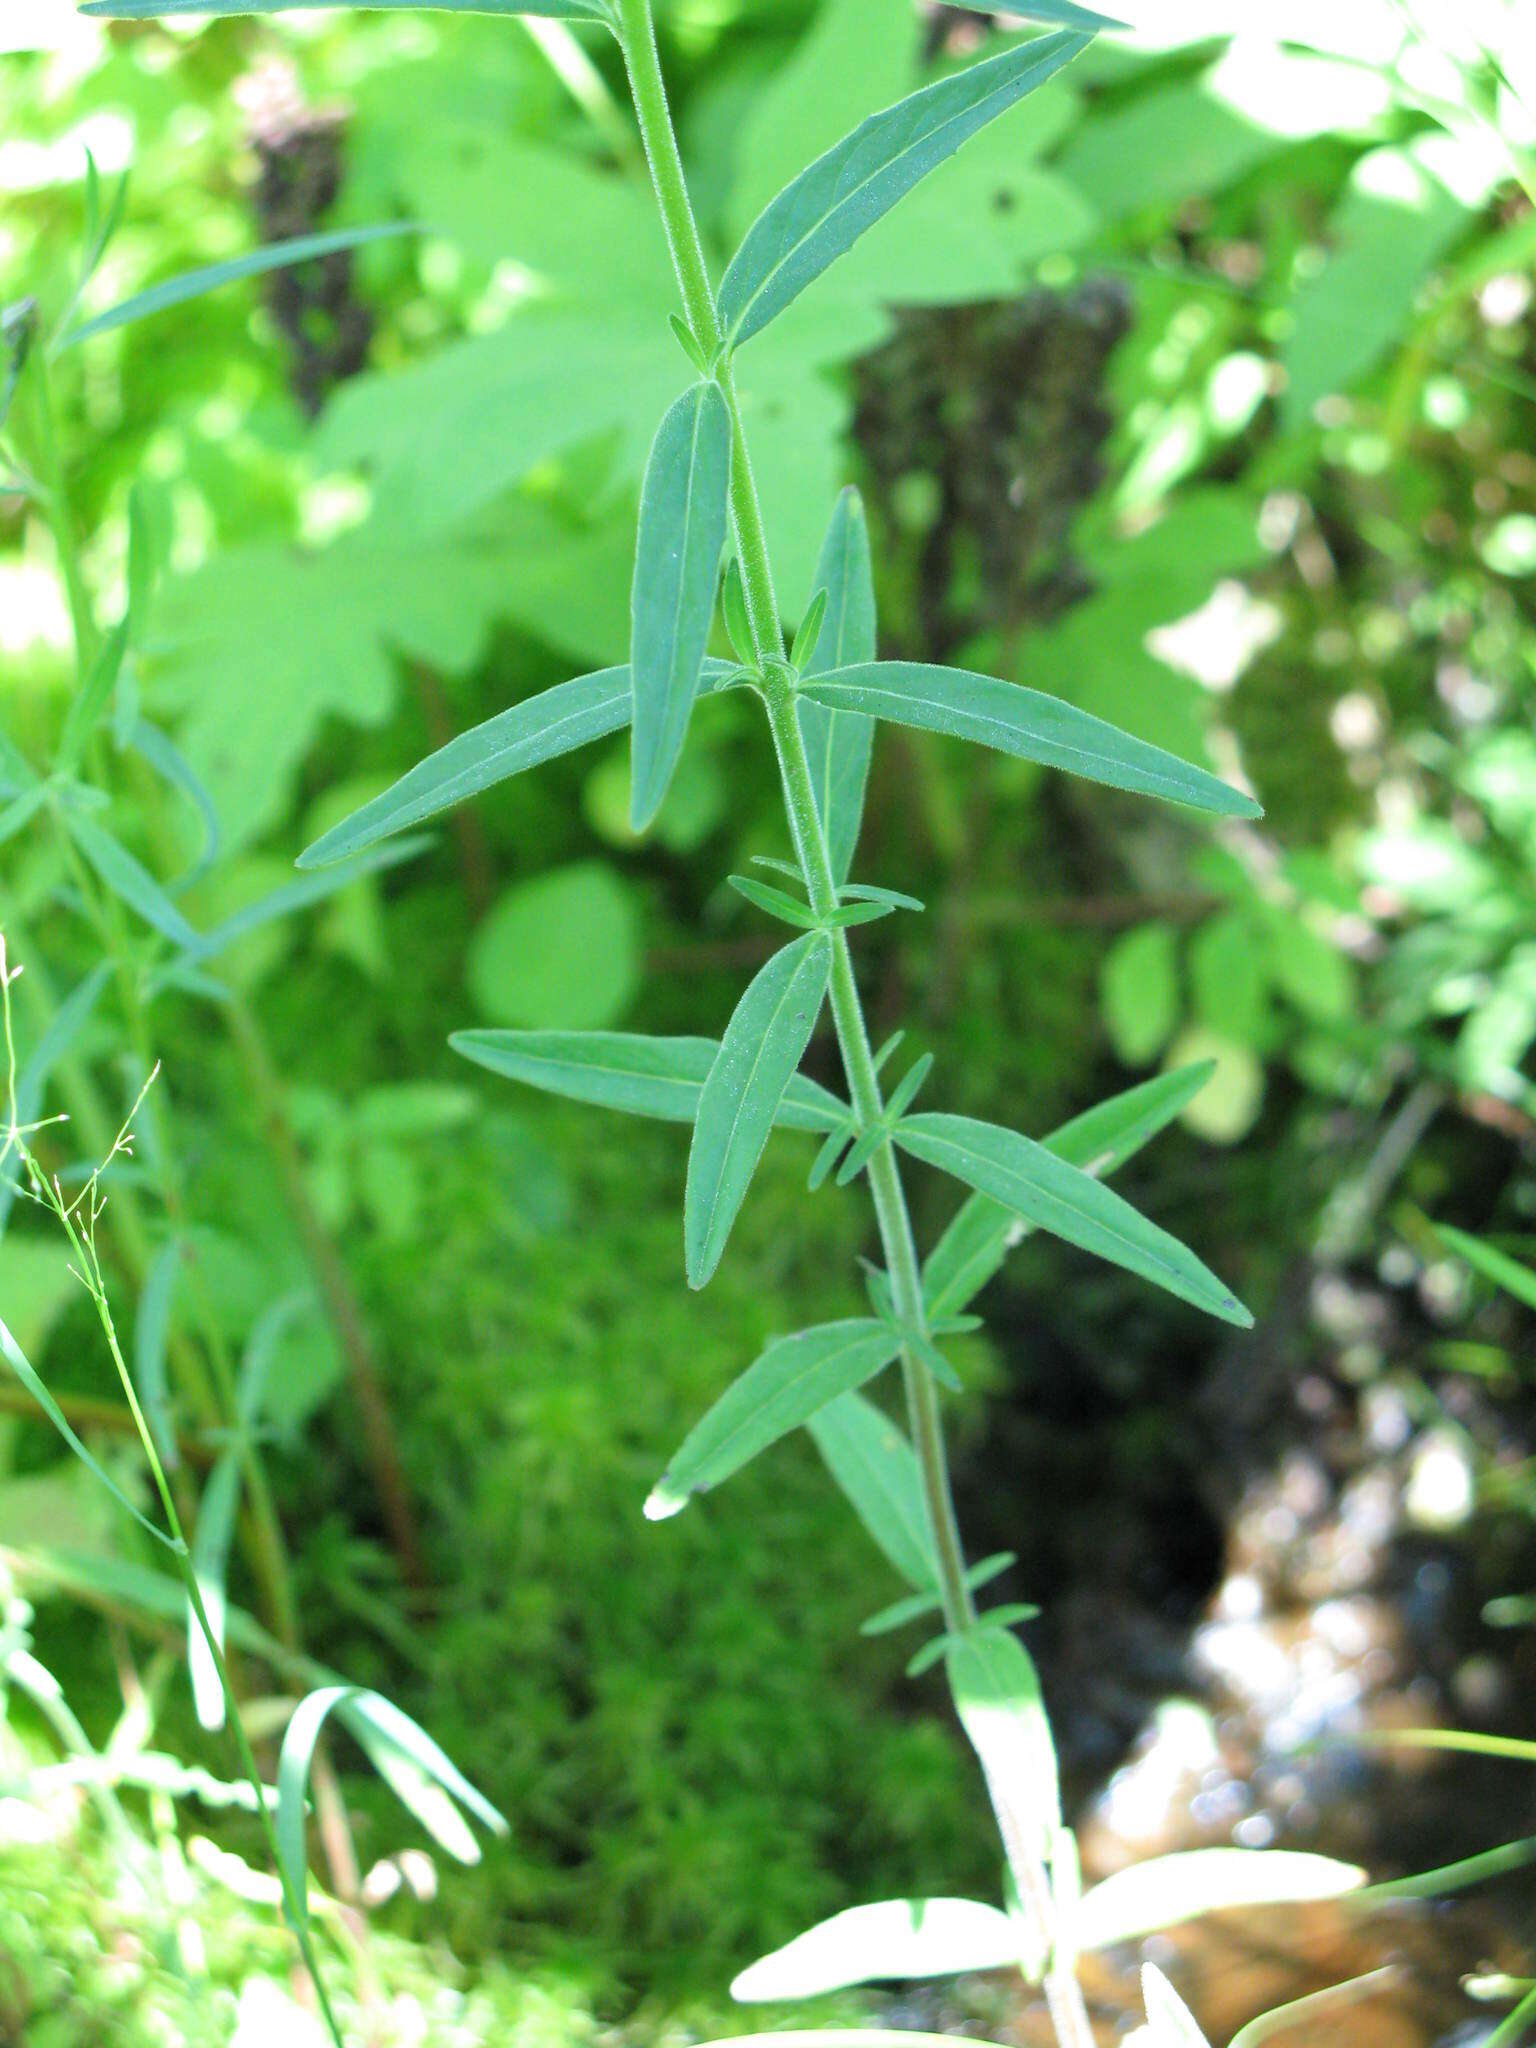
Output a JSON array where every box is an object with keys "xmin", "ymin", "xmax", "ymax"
[
  {"xmin": 188, "ymin": 1450, "xmax": 242, "ymax": 1730},
  {"xmin": 798, "ymin": 488, "xmax": 877, "ymax": 883},
  {"xmin": 56, "ymin": 226, "xmax": 418, "ymax": 347},
  {"xmin": 133, "ymin": 1237, "xmax": 183, "ymax": 1471},
  {"xmin": 798, "ymin": 663, "xmax": 1260, "ymax": 818},
  {"xmin": 631, "ymin": 382, "xmax": 732, "ymax": 829},
  {"xmin": 922, "ymin": 1062, "xmax": 1218, "ymax": 1320},
  {"xmin": 62, "ymin": 812, "xmax": 199, "ymax": 951},
  {"xmin": 717, "ymin": 32, "xmax": 1091, "ymax": 347},
  {"xmin": 646, "ymin": 1319, "xmax": 900, "ymax": 1518},
  {"xmin": 685, "ymin": 931, "xmax": 833, "ymax": 1287},
  {"xmin": 451, "ymin": 1029, "xmax": 849, "ymax": 1131},
  {"xmin": 897, "ymin": 1111, "xmax": 1252, "ymax": 1326}
]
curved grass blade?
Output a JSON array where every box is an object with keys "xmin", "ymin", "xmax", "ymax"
[
  {"xmin": 685, "ymin": 931, "xmax": 832, "ymax": 1287},
  {"xmin": 62, "ymin": 812, "xmax": 199, "ymax": 951},
  {"xmin": 646, "ymin": 1318, "xmax": 900, "ymax": 1519},
  {"xmin": 897, "ymin": 1111, "xmax": 1252, "ymax": 1326},
  {"xmin": 0, "ymin": 1315, "xmax": 174, "ymax": 1549},
  {"xmin": 806, "ymin": 1391, "xmax": 935, "ymax": 1590},
  {"xmin": 298, "ymin": 663, "xmax": 732, "ymax": 869},
  {"xmin": 279, "ymin": 1684, "xmax": 507, "ymax": 1933},
  {"xmin": 188, "ymin": 1450, "xmax": 242, "ymax": 1730},
  {"xmin": 731, "ymin": 1896, "xmax": 1020, "ymax": 2002},
  {"xmin": 717, "ymin": 31, "xmax": 1090, "ymax": 348},
  {"xmin": 799, "ymin": 663, "xmax": 1261, "ymax": 818},
  {"xmin": 56, "ymin": 225, "xmax": 419, "ymax": 349},
  {"xmin": 631, "ymin": 382, "xmax": 732, "ymax": 829},
  {"xmin": 922, "ymin": 1062, "xmax": 1217, "ymax": 1320},
  {"xmin": 450, "ymin": 1029, "xmax": 849, "ymax": 1131},
  {"xmin": 1435, "ymin": 1223, "xmax": 1536, "ymax": 1312},
  {"xmin": 799, "ymin": 488, "xmax": 877, "ymax": 883}
]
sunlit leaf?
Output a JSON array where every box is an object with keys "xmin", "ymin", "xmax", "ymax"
[
  {"xmin": 188, "ymin": 1450, "xmax": 242, "ymax": 1731},
  {"xmin": 797, "ymin": 663, "xmax": 1259, "ymax": 816},
  {"xmin": 718, "ymin": 31, "xmax": 1091, "ymax": 346},
  {"xmin": 685, "ymin": 931, "xmax": 833, "ymax": 1287},
  {"xmin": 646, "ymin": 1319, "xmax": 900, "ymax": 1518},
  {"xmin": 630, "ymin": 382, "xmax": 732, "ymax": 830},
  {"xmin": 1075, "ymin": 1849, "xmax": 1365, "ymax": 1954},
  {"xmin": 945, "ymin": 1625, "xmax": 1061, "ymax": 1856},
  {"xmin": 731, "ymin": 1896, "xmax": 1020, "ymax": 2001}
]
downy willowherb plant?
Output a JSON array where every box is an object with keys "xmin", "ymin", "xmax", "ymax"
[{"xmin": 58, "ymin": 0, "xmax": 1387, "ymax": 2040}]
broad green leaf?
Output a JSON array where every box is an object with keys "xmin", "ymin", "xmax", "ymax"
[
  {"xmin": 799, "ymin": 488, "xmax": 877, "ymax": 883},
  {"xmin": 1140, "ymin": 1966, "xmax": 1212, "ymax": 2048},
  {"xmin": 946, "ymin": 1625, "xmax": 1061, "ymax": 1855},
  {"xmin": 84, "ymin": 0, "xmax": 610, "ymax": 14},
  {"xmin": 717, "ymin": 31, "xmax": 1091, "ymax": 347},
  {"xmin": 630, "ymin": 382, "xmax": 732, "ymax": 830},
  {"xmin": 646, "ymin": 1319, "xmax": 900, "ymax": 1519},
  {"xmin": 1075, "ymin": 1849, "xmax": 1365, "ymax": 1954},
  {"xmin": 188, "ymin": 1450, "xmax": 241, "ymax": 1731},
  {"xmin": 1436, "ymin": 1224, "xmax": 1536, "ymax": 1313},
  {"xmin": 467, "ymin": 864, "xmax": 641, "ymax": 1030},
  {"xmin": 133, "ymin": 1239, "xmax": 183, "ymax": 1472},
  {"xmin": 898, "ymin": 1111, "xmax": 1251, "ymax": 1326},
  {"xmin": 299, "ymin": 664, "xmax": 726, "ymax": 868},
  {"xmin": 685, "ymin": 931, "xmax": 832, "ymax": 1287},
  {"xmin": 56, "ymin": 226, "xmax": 419, "ymax": 348},
  {"xmin": 451, "ymin": 1029, "xmax": 849, "ymax": 1132},
  {"xmin": 1101, "ymin": 922, "xmax": 1180, "ymax": 1065},
  {"xmin": 920, "ymin": 1063, "xmax": 1220, "ymax": 1320},
  {"xmin": 731, "ymin": 1896, "xmax": 1020, "ymax": 2001},
  {"xmin": 806, "ymin": 1391, "xmax": 935, "ymax": 1590},
  {"xmin": 798, "ymin": 663, "xmax": 1260, "ymax": 818},
  {"xmin": 62, "ymin": 812, "xmax": 199, "ymax": 951},
  {"xmin": 278, "ymin": 1684, "xmax": 506, "ymax": 1933},
  {"xmin": 0, "ymin": 1315, "xmax": 174, "ymax": 1550}
]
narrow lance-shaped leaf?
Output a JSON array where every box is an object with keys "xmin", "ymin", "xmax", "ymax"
[
  {"xmin": 799, "ymin": 487, "xmax": 877, "ymax": 883},
  {"xmin": 0, "ymin": 1315, "xmax": 175, "ymax": 1549},
  {"xmin": 798, "ymin": 663, "xmax": 1261, "ymax": 819},
  {"xmin": 299, "ymin": 661, "xmax": 734, "ymax": 869},
  {"xmin": 84, "ymin": 0, "xmax": 611, "ymax": 17},
  {"xmin": 717, "ymin": 30, "xmax": 1091, "ymax": 348},
  {"xmin": 55, "ymin": 617, "xmax": 129, "ymax": 776},
  {"xmin": 922, "ymin": 1062, "xmax": 1218, "ymax": 1321},
  {"xmin": 55, "ymin": 225, "xmax": 420, "ymax": 349},
  {"xmin": 188, "ymin": 1450, "xmax": 242, "ymax": 1730},
  {"xmin": 1074, "ymin": 1849, "xmax": 1365, "ymax": 1955},
  {"xmin": 732, "ymin": 1897, "xmax": 1021, "ymax": 2002},
  {"xmin": 897, "ymin": 1111, "xmax": 1253, "ymax": 1327},
  {"xmin": 806, "ymin": 1390, "xmax": 936, "ymax": 1591},
  {"xmin": 1141, "ymin": 1966, "xmax": 1213, "ymax": 2048},
  {"xmin": 62, "ymin": 811, "xmax": 199, "ymax": 952},
  {"xmin": 940, "ymin": 0, "xmax": 1124, "ymax": 26},
  {"xmin": 685, "ymin": 931, "xmax": 832, "ymax": 1287},
  {"xmin": 646, "ymin": 1319, "xmax": 900, "ymax": 1520},
  {"xmin": 630, "ymin": 381, "xmax": 732, "ymax": 830},
  {"xmin": 451, "ymin": 1029, "xmax": 849, "ymax": 1132},
  {"xmin": 1435, "ymin": 1223, "xmax": 1536, "ymax": 1313}
]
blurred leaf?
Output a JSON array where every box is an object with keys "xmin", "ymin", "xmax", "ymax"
[
  {"xmin": 799, "ymin": 487, "xmax": 877, "ymax": 884},
  {"xmin": 1101, "ymin": 923, "xmax": 1180, "ymax": 1065},
  {"xmin": 1075, "ymin": 1849, "xmax": 1364, "ymax": 1953},
  {"xmin": 945, "ymin": 1625, "xmax": 1060, "ymax": 1855},
  {"xmin": 188, "ymin": 1451, "xmax": 241, "ymax": 1730},
  {"xmin": 467, "ymin": 864, "xmax": 641, "ymax": 1030},
  {"xmin": 732, "ymin": 1896, "xmax": 1019, "ymax": 2001}
]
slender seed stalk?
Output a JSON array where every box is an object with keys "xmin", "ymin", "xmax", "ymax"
[{"xmin": 615, "ymin": 6, "xmax": 1089, "ymax": 2040}]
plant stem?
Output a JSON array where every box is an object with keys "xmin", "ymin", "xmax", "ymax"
[{"xmin": 614, "ymin": 10, "xmax": 1091, "ymax": 2042}]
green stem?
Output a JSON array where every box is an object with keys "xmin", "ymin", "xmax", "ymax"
[{"xmin": 612, "ymin": 21, "xmax": 1099, "ymax": 2048}]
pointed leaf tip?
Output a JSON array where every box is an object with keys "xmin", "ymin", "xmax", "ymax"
[{"xmin": 643, "ymin": 1484, "xmax": 687, "ymax": 1522}]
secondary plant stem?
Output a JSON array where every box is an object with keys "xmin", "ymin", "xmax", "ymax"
[{"xmin": 615, "ymin": 8, "xmax": 1090, "ymax": 2042}]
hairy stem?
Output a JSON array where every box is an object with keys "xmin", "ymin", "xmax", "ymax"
[{"xmin": 614, "ymin": 8, "xmax": 1090, "ymax": 2041}]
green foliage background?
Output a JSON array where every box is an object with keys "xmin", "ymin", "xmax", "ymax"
[{"xmin": 3, "ymin": 0, "xmax": 1536, "ymax": 2038}]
